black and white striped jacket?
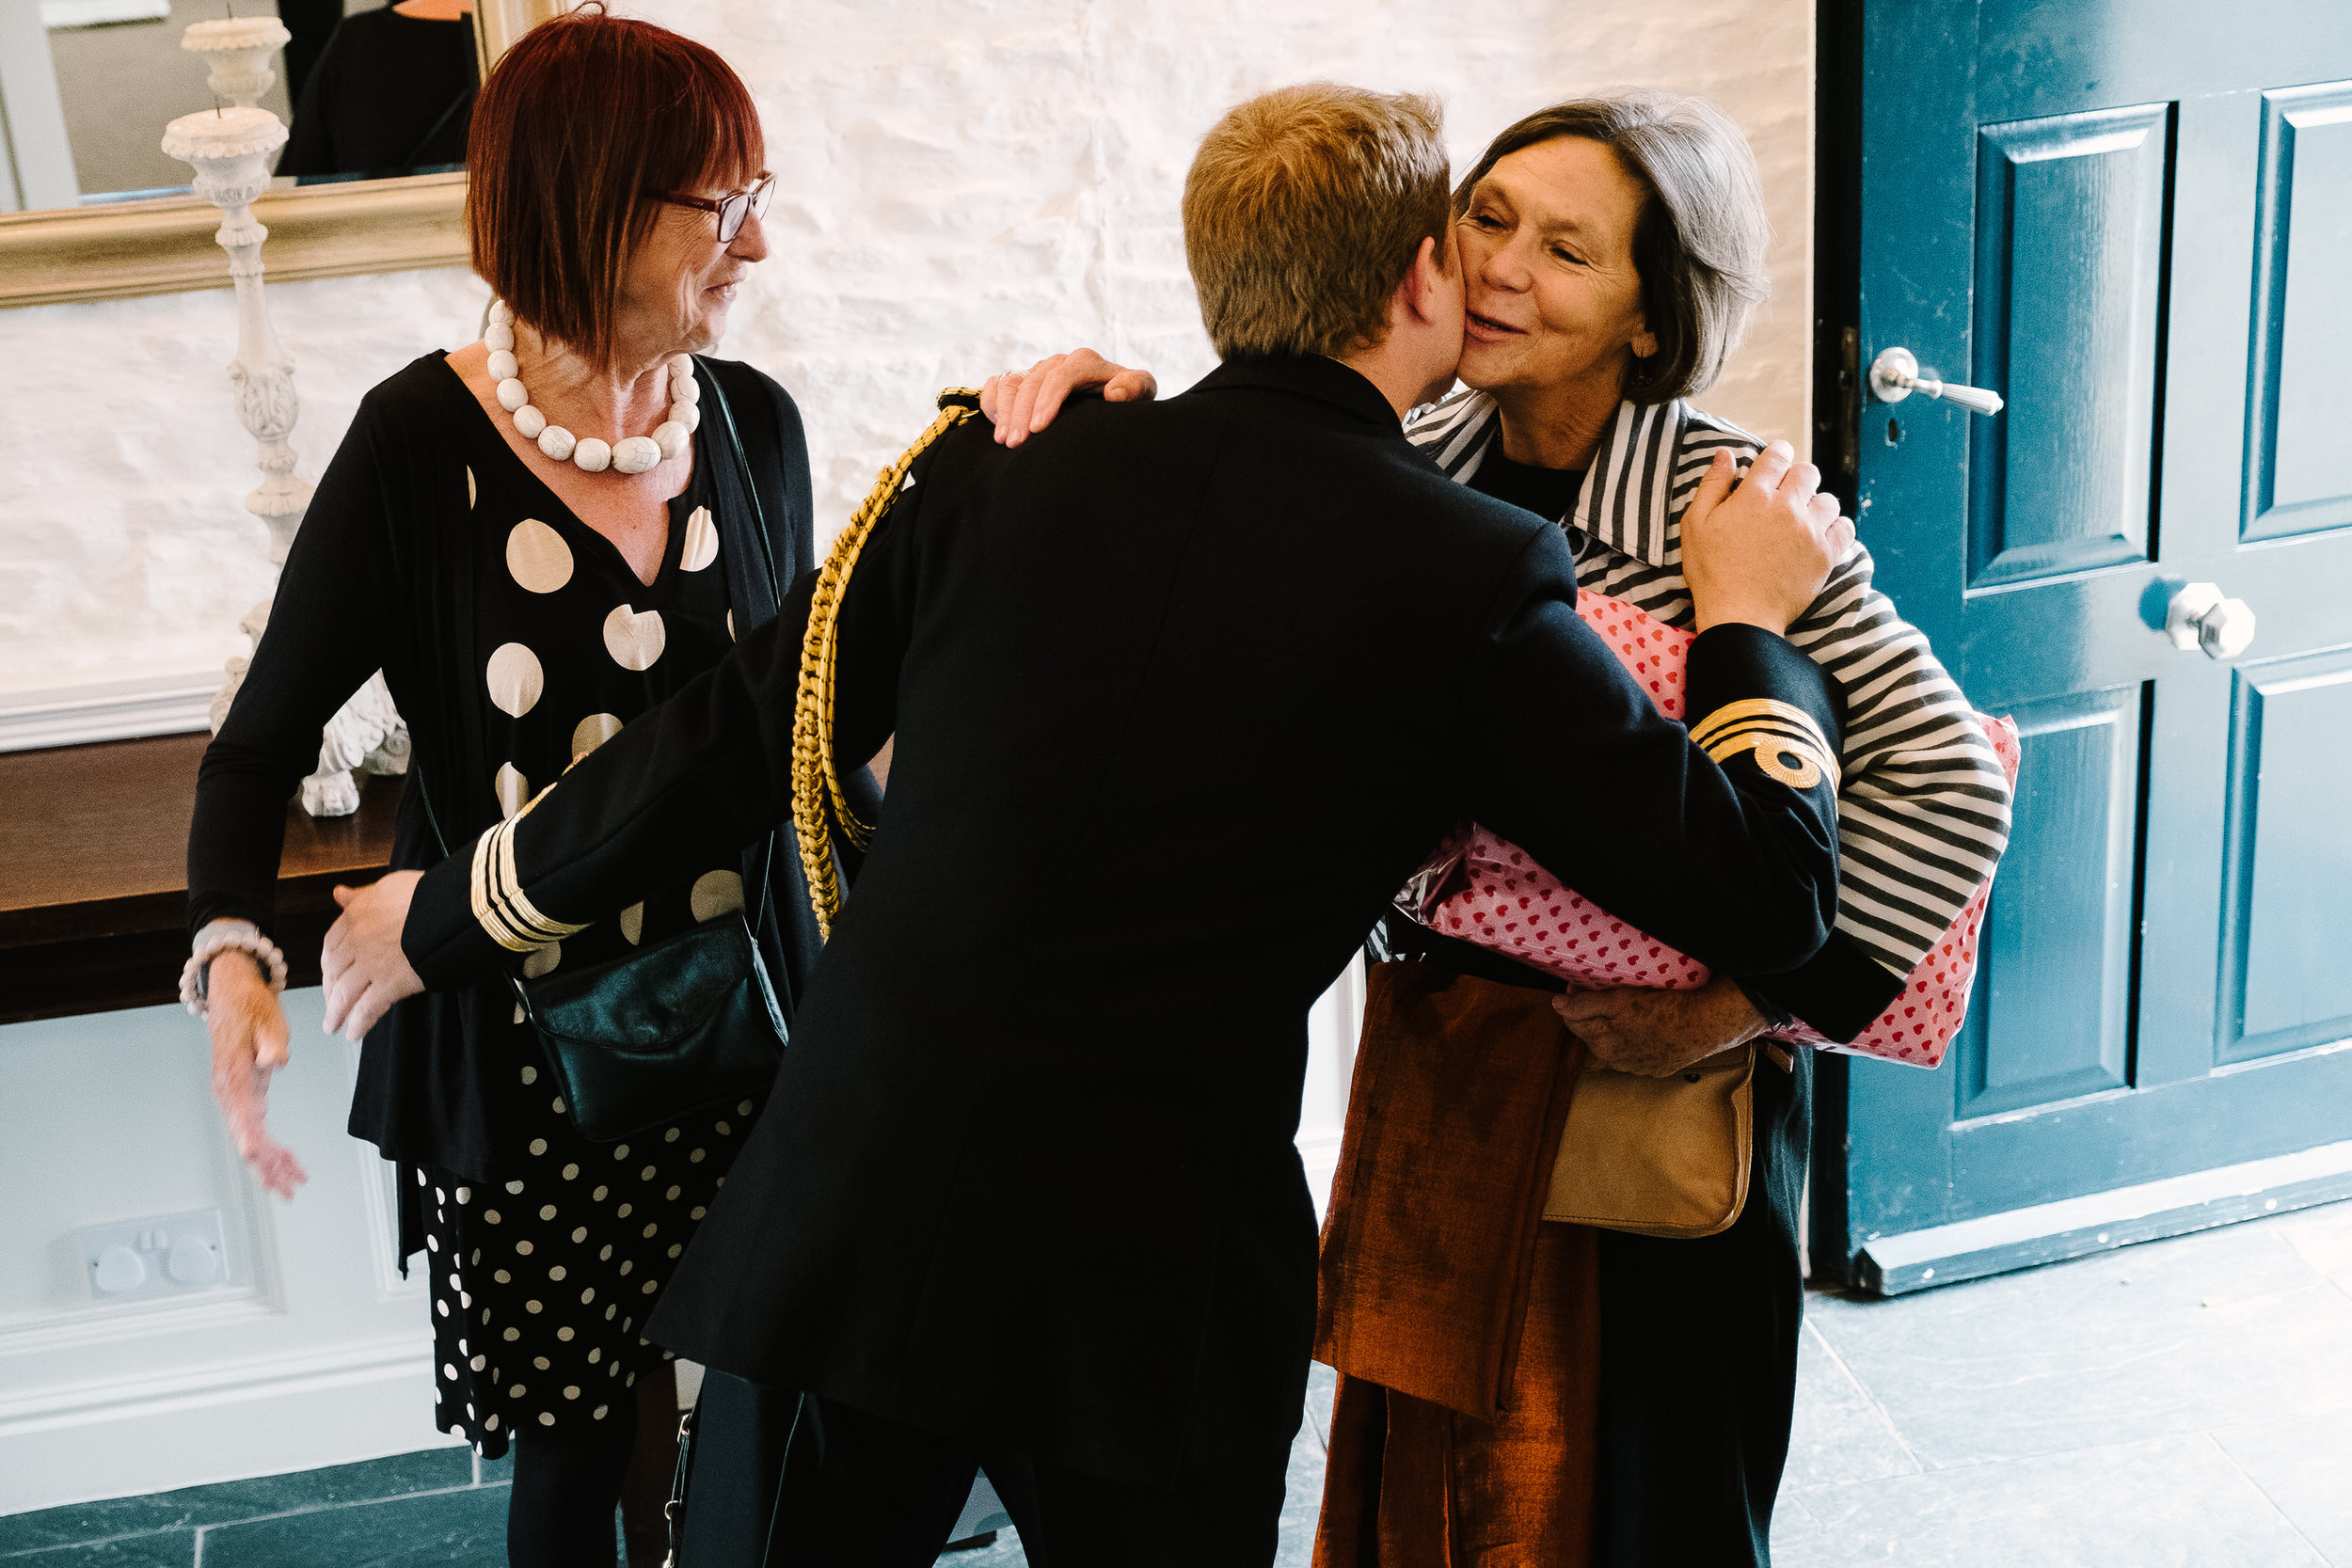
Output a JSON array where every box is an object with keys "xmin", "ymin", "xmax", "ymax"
[{"xmin": 1409, "ymin": 388, "xmax": 2013, "ymax": 1036}]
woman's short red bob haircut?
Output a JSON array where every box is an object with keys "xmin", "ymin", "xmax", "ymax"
[{"xmin": 468, "ymin": 7, "xmax": 764, "ymax": 367}]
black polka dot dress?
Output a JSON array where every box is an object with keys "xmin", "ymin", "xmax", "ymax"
[{"xmin": 417, "ymin": 438, "xmax": 768, "ymax": 1458}]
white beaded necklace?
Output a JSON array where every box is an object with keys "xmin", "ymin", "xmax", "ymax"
[{"xmin": 485, "ymin": 299, "xmax": 700, "ymax": 475}]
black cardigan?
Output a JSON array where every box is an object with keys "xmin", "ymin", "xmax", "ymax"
[{"xmin": 187, "ymin": 352, "xmax": 856, "ymax": 1181}]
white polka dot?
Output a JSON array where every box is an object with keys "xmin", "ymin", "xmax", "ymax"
[
  {"xmin": 690, "ymin": 870, "xmax": 744, "ymax": 922},
  {"xmin": 426, "ymin": 1236, "xmax": 439, "ymax": 1253},
  {"xmin": 470, "ymin": 1354, "xmax": 486, "ymax": 1370},
  {"xmin": 591, "ymin": 1186, "xmax": 609, "ymax": 1201},
  {"xmin": 485, "ymin": 1211, "xmax": 501, "ymax": 1225},
  {"xmin": 726, "ymin": 610, "xmax": 736, "ymax": 642},
  {"xmin": 571, "ymin": 712, "xmax": 623, "ymax": 760},
  {"xmin": 506, "ymin": 1180, "xmax": 526, "ymax": 1194},
  {"xmin": 599, "ymin": 1243, "xmax": 613, "ymax": 1259},
  {"xmin": 455, "ymin": 1186, "xmax": 472, "ymax": 1204},
  {"xmin": 526, "ymin": 1300, "xmax": 543, "ymax": 1314},
  {"xmin": 495, "ymin": 763, "xmax": 531, "ymax": 820},
  {"xmin": 564, "ymin": 1385, "xmax": 582, "ymax": 1401},
  {"xmin": 557, "ymin": 1326, "xmax": 575, "ymax": 1341},
  {"xmin": 502, "ymin": 1328, "xmax": 519, "ymax": 1342},
  {"xmin": 571, "ymin": 1226, "xmax": 588, "ymax": 1243},
  {"xmin": 580, "ymin": 1287, "xmax": 596, "ymax": 1304},
  {"xmin": 664, "ymin": 1128, "xmax": 681, "ymax": 1144},
  {"xmin": 549, "ymin": 1264, "xmax": 567, "ymax": 1280},
  {"xmin": 506, "ymin": 518, "xmax": 574, "ymax": 594},
  {"xmin": 494, "ymin": 1269, "xmax": 511, "ymax": 1283},
  {"xmin": 520, "ymin": 1067, "xmax": 538, "ymax": 1085},
  {"xmin": 485, "ymin": 1414, "xmax": 501, "ymax": 1430},
  {"xmin": 486, "ymin": 642, "xmax": 544, "ymax": 718},
  {"xmin": 466, "ymin": 467, "xmax": 477, "ymax": 509},
  {"xmin": 529, "ymin": 1138, "xmax": 548, "ymax": 1157},
  {"xmin": 617, "ymin": 1203, "xmax": 632, "ymax": 1218},
  {"xmin": 538, "ymin": 1205, "xmax": 557, "ymax": 1221},
  {"xmin": 594, "ymin": 1403, "xmax": 611, "ymax": 1419},
  {"xmin": 444, "ymin": 1363, "xmax": 457, "ymax": 1380},
  {"xmin": 680, "ymin": 506, "xmax": 719, "ymax": 572},
  {"xmin": 619, "ymin": 1259, "xmax": 634, "ymax": 1276},
  {"xmin": 690, "ymin": 1206, "xmax": 707, "ymax": 1221},
  {"xmin": 716, "ymin": 1121, "xmax": 732, "ymax": 1136},
  {"xmin": 561, "ymin": 1163, "xmax": 580, "ymax": 1180},
  {"xmin": 690, "ymin": 1148, "xmax": 707, "ymax": 1164},
  {"xmin": 602, "ymin": 604, "xmax": 666, "ymax": 670},
  {"xmin": 516, "ymin": 1240, "xmax": 534, "ymax": 1255},
  {"xmin": 737, "ymin": 1101, "xmax": 754, "ymax": 1116},
  {"xmin": 539, "ymin": 1412, "xmax": 557, "ymax": 1427},
  {"xmin": 552, "ymin": 1097, "xmax": 566, "ymax": 1115},
  {"xmin": 606, "ymin": 1305, "xmax": 618, "ymax": 1321},
  {"xmin": 589, "ymin": 1348, "xmax": 602, "ymax": 1363},
  {"xmin": 665, "ymin": 1185, "xmax": 682, "ymax": 1202},
  {"xmin": 613, "ymin": 1145, "xmax": 630, "ymax": 1160},
  {"xmin": 522, "ymin": 942, "xmax": 561, "ymax": 979},
  {"xmin": 668, "ymin": 1243, "xmax": 682, "ymax": 1258},
  {"xmin": 642, "ymin": 1280, "xmax": 659, "ymax": 1294},
  {"xmin": 416, "ymin": 1169, "xmax": 428, "ymax": 1185},
  {"xmin": 643, "ymin": 1223, "xmax": 659, "ymax": 1239},
  {"xmin": 437, "ymin": 1301, "xmax": 449, "ymax": 1317},
  {"xmin": 619, "ymin": 903, "xmax": 644, "ymax": 945}
]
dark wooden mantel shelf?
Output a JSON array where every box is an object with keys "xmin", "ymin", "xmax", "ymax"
[{"xmin": 0, "ymin": 732, "xmax": 402, "ymax": 1025}]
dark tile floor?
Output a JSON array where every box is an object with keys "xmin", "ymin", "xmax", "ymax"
[{"xmin": 12, "ymin": 1198, "xmax": 2347, "ymax": 1565}]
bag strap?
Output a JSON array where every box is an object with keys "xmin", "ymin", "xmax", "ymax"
[
  {"xmin": 693, "ymin": 360, "xmax": 782, "ymax": 937},
  {"xmin": 789, "ymin": 388, "xmax": 978, "ymax": 939}
]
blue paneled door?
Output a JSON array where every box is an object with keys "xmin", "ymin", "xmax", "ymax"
[{"xmin": 1812, "ymin": 0, "xmax": 2352, "ymax": 1289}]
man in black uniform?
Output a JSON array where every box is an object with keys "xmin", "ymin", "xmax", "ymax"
[{"xmin": 323, "ymin": 83, "xmax": 1853, "ymax": 1565}]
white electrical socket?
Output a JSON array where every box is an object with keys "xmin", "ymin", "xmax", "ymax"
[{"xmin": 76, "ymin": 1208, "xmax": 230, "ymax": 1302}]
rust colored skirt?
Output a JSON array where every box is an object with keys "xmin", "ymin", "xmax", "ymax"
[{"xmin": 1314, "ymin": 1220, "xmax": 1603, "ymax": 1568}]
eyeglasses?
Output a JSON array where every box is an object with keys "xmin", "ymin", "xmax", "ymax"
[{"xmin": 659, "ymin": 173, "xmax": 774, "ymax": 244}]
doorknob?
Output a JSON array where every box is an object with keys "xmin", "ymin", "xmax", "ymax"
[
  {"xmin": 2165, "ymin": 582, "xmax": 2257, "ymax": 659},
  {"xmin": 1868, "ymin": 347, "xmax": 2005, "ymax": 416}
]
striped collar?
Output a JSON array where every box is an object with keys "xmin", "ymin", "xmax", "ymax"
[{"xmin": 1407, "ymin": 390, "xmax": 1689, "ymax": 568}]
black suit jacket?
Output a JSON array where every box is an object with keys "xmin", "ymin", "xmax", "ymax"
[{"xmin": 404, "ymin": 356, "xmax": 1845, "ymax": 1485}]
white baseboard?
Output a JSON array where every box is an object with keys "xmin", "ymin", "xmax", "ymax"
[
  {"xmin": 0, "ymin": 672, "xmax": 218, "ymax": 753},
  {"xmin": 0, "ymin": 1336, "xmax": 458, "ymax": 1515}
]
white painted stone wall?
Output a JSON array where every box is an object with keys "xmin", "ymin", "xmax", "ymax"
[{"xmin": 0, "ymin": 0, "xmax": 1810, "ymax": 707}]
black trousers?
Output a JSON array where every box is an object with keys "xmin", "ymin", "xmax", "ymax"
[
  {"xmin": 678, "ymin": 1375, "xmax": 1292, "ymax": 1567},
  {"xmin": 1592, "ymin": 1046, "xmax": 1811, "ymax": 1567}
]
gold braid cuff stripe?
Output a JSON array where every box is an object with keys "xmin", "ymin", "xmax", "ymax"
[
  {"xmin": 1689, "ymin": 699, "xmax": 1841, "ymax": 794},
  {"xmin": 469, "ymin": 786, "xmax": 589, "ymax": 954},
  {"xmin": 791, "ymin": 390, "xmax": 980, "ymax": 940}
]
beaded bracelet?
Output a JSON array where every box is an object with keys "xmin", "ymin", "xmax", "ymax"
[{"xmin": 180, "ymin": 921, "xmax": 289, "ymax": 1017}]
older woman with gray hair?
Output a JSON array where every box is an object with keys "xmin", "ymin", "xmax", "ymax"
[{"xmin": 1339, "ymin": 92, "xmax": 2007, "ymax": 1564}]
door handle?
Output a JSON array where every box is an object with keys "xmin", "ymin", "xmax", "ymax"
[
  {"xmin": 1868, "ymin": 347, "xmax": 2005, "ymax": 416},
  {"xmin": 2165, "ymin": 582, "xmax": 2257, "ymax": 659}
]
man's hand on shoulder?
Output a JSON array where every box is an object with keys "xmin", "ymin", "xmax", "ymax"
[
  {"xmin": 979, "ymin": 349, "xmax": 1158, "ymax": 448},
  {"xmin": 1680, "ymin": 440, "xmax": 1854, "ymax": 635}
]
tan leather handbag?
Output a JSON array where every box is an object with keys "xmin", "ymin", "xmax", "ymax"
[{"xmin": 1543, "ymin": 1042, "xmax": 1756, "ymax": 1238}]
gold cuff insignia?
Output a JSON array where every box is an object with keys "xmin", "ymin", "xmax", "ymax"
[{"xmin": 1690, "ymin": 698, "xmax": 1840, "ymax": 794}]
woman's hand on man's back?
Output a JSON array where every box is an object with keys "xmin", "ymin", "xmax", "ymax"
[
  {"xmin": 979, "ymin": 349, "xmax": 1158, "ymax": 448},
  {"xmin": 1680, "ymin": 441, "xmax": 1855, "ymax": 636}
]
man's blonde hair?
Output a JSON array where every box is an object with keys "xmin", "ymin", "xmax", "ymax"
[{"xmin": 1184, "ymin": 84, "xmax": 1452, "ymax": 359}]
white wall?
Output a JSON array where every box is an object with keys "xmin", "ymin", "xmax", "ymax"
[
  {"xmin": 0, "ymin": 0, "xmax": 1811, "ymax": 715},
  {"xmin": 0, "ymin": 0, "xmax": 1811, "ymax": 1512}
]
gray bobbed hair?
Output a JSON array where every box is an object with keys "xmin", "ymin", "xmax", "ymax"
[{"xmin": 1455, "ymin": 90, "xmax": 1771, "ymax": 404}]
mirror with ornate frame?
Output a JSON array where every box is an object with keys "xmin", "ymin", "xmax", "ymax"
[{"xmin": 0, "ymin": 0, "xmax": 561, "ymax": 309}]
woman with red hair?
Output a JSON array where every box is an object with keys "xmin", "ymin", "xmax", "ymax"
[{"xmin": 184, "ymin": 11, "xmax": 876, "ymax": 1560}]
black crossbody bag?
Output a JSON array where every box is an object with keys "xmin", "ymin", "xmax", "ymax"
[{"xmin": 416, "ymin": 363, "xmax": 787, "ymax": 1143}]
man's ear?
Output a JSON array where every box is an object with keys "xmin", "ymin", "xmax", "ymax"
[{"xmin": 1400, "ymin": 234, "xmax": 1446, "ymax": 325}]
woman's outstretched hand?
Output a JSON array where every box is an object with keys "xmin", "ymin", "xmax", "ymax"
[
  {"xmin": 321, "ymin": 872, "xmax": 426, "ymax": 1043},
  {"xmin": 206, "ymin": 955, "xmax": 309, "ymax": 1198},
  {"xmin": 1552, "ymin": 975, "xmax": 1768, "ymax": 1078},
  {"xmin": 1679, "ymin": 441, "xmax": 1855, "ymax": 635},
  {"xmin": 978, "ymin": 349, "xmax": 1157, "ymax": 448}
]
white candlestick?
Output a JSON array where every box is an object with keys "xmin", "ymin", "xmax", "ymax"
[
  {"xmin": 162, "ymin": 105, "xmax": 409, "ymax": 815},
  {"xmin": 180, "ymin": 17, "xmax": 292, "ymax": 110}
]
